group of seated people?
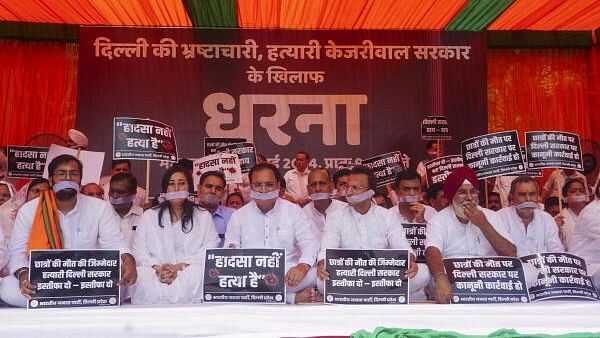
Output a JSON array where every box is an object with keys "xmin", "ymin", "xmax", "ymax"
[{"xmin": 0, "ymin": 149, "xmax": 598, "ymax": 307}]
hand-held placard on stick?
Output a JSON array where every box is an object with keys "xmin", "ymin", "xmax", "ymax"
[
  {"xmin": 217, "ymin": 142, "xmax": 257, "ymax": 174},
  {"xmin": 192, "ymin": 153, "xmax": 243, "ymax": 187},
  {"xmin": 424, "ymin": 155, "xmax": 463, "ymax": 187},
  {"xmin": 443, "ymin": 256, "xmax": 530, "ymax": 304},
  {"xmin": 28, "ymin": 250, "xmax": 121, "ymax": 309},
  {"xmin": 7, "ymin": 146, "xmax": 49, "ymax": 178},
  {"xmin": 421, "ymin": 116, "xmax": 451, "ymax": 141},
  {"xmin": 43, "ymin": 144, "xmax": 105, "ymax": 185},
  {"xmin": 113, "ymin": 117, "xmax": 178, "ymax": 162},
  {"xmin": 362, "ymin": 151, "xmax": 406, "ymax": 187},
  {"xmin": 525, "ymin": 131, "xmax": 583, "ymax": 170},
  {"xmin": 204, "ymin": 137, "xmax": 247, "ymax": 156},
  {"xmin": 520, "ymin": 252, "xmax": 599, "ymax": 301},
  {"xmin": 461, "ymin": 131, "xmax": 524, "ymax": 180},
  {"xmin": 203, "ymin": 248, "xmax": 286, "ymax": 304},
  {"xmin": 325, "ymin": 249, "xmax": 410, "ymax": 305}
]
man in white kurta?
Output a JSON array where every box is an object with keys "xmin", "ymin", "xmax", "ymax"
[
  {"xmin": 317, "ymin": 166, "xmax": 429, "ymax": 299},
  {"xmin": 225, "ymin": 163, "xmax": 319, "ymax": 304},
  {"xmin": 497, "ymin": 176, "xmax": 564, "ymax": 256},
  {"xmin": 302, "ymin": 168, "xmax": 346, "ymax": 242},
  {"xmin": 283, "ymin": 151, "xmax": 311, "ymax": 205},
  {"xmin": 425, "ymin": 166, "xmax": 519, "ymax": 303},
  {"xmin": 131, "ymin": 205, "xmax": 219, "ymax": 304},
  {"xmin": 0, "ymin": 154, "xmax": 135, "ymax": 307},
  {"xmin": 102, "ymin": 160, "xmax": 146, "ymax": 208},
  {"xmin": 569, "ymin": 188, "xmax": 600, "ymax": 287}
]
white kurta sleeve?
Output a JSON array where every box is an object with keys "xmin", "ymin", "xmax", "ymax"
[
  {"xmin": 223, "ymin": 211, "xmax": 242, "ymax": 248},
  {"xmin": 540, "ymin": 211, "xmax": 565, "ymax": 252},
  {"xmin": 180, "ymin": 210, "xmax": 220, "ymax": 265},
  {"xmin": 97, "ymin": 202, "xmax": 130, "ymax": 254},
  {"xmin": 385, "ymin": 211, "xmax": 415, "ymax": 256},
  {"xmin": 576, "ymin": 204, "xmax": 600, "ymax": 239},
  {"xmin": 424, "ymin": 214, "xmax": 445, "ymax": 252},
  {"xmin": 8, "ymin": 201, "xmax": 35, "ymax": 274},
  {"xmin": 132, "ymin": 211, "xmax": 162, "ymax": 267},
  {"xmin": 485, "ymin": 210, "xmax": 515, "ymax": 245},
  {"xmin": 293, "ymin": 209, "xmax": 319, "ymax": 267},
  {"xmin": 0, "ymin": 226, "xmax": 7, "ymax": 271},
  {"xmin": 318, "ymin": 211, "xmax": 342, "ymax": 261}
]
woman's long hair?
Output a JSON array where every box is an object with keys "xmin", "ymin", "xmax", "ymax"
[{"xmin": 157, "ymin": 167, "xmax": 196, "ymax": 233}]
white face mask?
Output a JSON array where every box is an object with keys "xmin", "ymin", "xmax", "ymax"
[
  {"xmin": 163, "ymin": 190, "xmax": 190, "ymax": 201},
  {"xmin": 565, "ymin": 195, "xmax": 589, "ymax": 204},
  {"xmin": 346, "ymin": 189, "xmax": 375, "ymax": 205},
  {"xmin": 516, "ymin": 201, "xmax": 538, "ymax": 210},
  {"xmin": 398, "ymin": 195, "xmax": 421, "ymax": 203},
  {"xmin": 52, "ymin": 180, "xmax": 80, "ymax": 193},
  {"xmin": 251, "ymin": 190, "xmax": 279, "ymax": 201},
  {"xmin": 310, "ymin": 192, "xmax": 331, "ymax": 201},
  {"xmin": 198, "ymin": 193, "xmax": 220, "ymax": 207}
]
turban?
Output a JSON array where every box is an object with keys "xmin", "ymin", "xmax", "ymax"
[
  {"xmin": 68, "ymin": 129, "xmax": 89, "ymax": 148},
  {"xmin": 443, "ymin": 166, "xmax": 479, "ymax": 201}
]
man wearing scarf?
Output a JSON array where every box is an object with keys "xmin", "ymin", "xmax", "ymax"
[
  {"xmin": 497, "ymin": 175, "xmax": 564, "ymax": 256},
  {"xmin": 196, "ymin": 170, "xmax": 234, "ymax": 248},
  {"xmin": 0, "ymin": 154, "xmax": 137, "ymax": 307},
  {"xmin": 302, "ymin": 168, "xmax": 346, "ymax": 242},
  {"xmin": 316, "ymin": 166, "xmax": 430, "ymax": 300},
  {"xmin": 224, "ymin": 163, "xmax": 319, "ymax": 304},
  {"xmin": 425, "ymin": 166, "xmax": 516, "ymax": 303}
]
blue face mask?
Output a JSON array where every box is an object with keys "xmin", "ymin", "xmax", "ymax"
[
  {"xmin": 110, "ymin": 195, "xmax": 134, "ymax": 206},
  {"xmin": 52, "ymin": 180, "xmax": 80, "ymax": 193},
  {"xmin": 346, "ymin": 189, "xmax": 375, "ymax": 205},
  {"xmin": 251, "ymin": 190, "xmax": 279, "ymax": 201}
]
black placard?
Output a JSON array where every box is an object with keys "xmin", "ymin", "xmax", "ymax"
[
  {"xmin": 520, "ymin": 253, "xmax": 599, "ymax": 302},
  {"xmin": 113, "ymin": 117, "xmax": 178, "ymax": 161},
  {"xmin": 204, "ymin": 137, "xmax": 246, "ymax": 156},
  {"xmin": 402, "ymin": 223, "xmax": 426, "ymax": 263},
  {"xmin": 424, "ymin": 155, "xmax": 463, "ymax": 187},
  {"xmin": 444, "ymin": 256, "xmax": 529, "ymax": 304},
  {"xmin": 325, "ymin": 249, "xmax": 409, "ymax": 305},
  {"xmin": 519, "ymin": 146, "xmax": 542, "ymax": 177},
  {"xmin": 461, "ymin": 131, "xmax": 525, "ymax": 179},
  {"xmin": 421, "ymin": 116, "xmax": 451, "ymax": 140},
  {"xmin": 217, "ymin": 142, "xmax": 257, "ymax": 174},
  {"xmin": 362, "ymin": 151, "xmax": 406, "ymax": 187},
  {"xmin": 203, "ymin": 248, "xmax": 285, "ymax": 304},
  {"xmin": 7, "ymin": 146, "xmax": 48, "ymax": 178},
  {"xmin": 525, "ymin": 131, "xmax": 583, "ymax": 170},
  {"xmin": 28, "ymin": 250, "xmax": 120, "ymax": 309}
]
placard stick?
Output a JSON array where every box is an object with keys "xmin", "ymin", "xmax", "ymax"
[
  {"xmin": 75, "ymin": 148, "xmax": 81, "ymax": 159},
  {"xmin": 484, "ymin": 178, "xmax": 489, "ymax": 208},
  {"xmin": 145, "ymin": 160, "xmax": 150, "ymax": 202},
  {"xmin": 558, "ymin": 184, "xmax": 563, "ymax": 212}
]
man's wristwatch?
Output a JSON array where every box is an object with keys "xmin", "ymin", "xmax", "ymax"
[{"xmin": 14, "ymin": 267, "xmax": 28, "ymax": 280}]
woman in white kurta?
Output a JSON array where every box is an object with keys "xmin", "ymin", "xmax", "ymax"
[
  {"xmin": 131, "ymin": 167, "xmax": 219, "ymax": 304},
  {"xmin": 557, "ymin": 178, "xmax": 589, "ymax": 250}
]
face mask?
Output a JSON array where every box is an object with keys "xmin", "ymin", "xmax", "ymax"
[
  {"xmin": 566, "ymin": 195, "xmax": 589, "ymax": 204},
  {"xmin": 310, "ymin": 192, "xmax": 331, "ymax": 201},
  {"xmin": 198, "ymin": 193, "xmax": 220, "ymax": 207},
  {"xmin": 251, "ymin": 190, "xmax": 279, "ymax": 201},
  {"xmin": 346, "ymin": 189, "xmax": 375, "ymax": 205},
  {"xmin": 398, "ymin": 195, "xmax": 421, "ymax": 203},
  {"xmin": 163, "ymin": 190, "xmax": 190, "ymax": 201},
  {"xmin": 110, "ymin": 195, "xmax": 134, "ymax": 206},
  {"xmin": 52, "ymin": 180, "xmax": 80, "ymax": 193},
  {"xmin": 516, "ymin": 201, "xmax": 538, "ymax": 210}
]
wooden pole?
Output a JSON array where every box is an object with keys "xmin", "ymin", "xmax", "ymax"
[
  {"xmin": 484, "ymin": 178, "xmax": 489, "ymax": 208},
  {"xmin": 145, "ymin": 160, "xmax": 150, "ymax": 202}
]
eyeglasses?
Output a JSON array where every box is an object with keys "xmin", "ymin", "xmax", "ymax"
[
  {"xmin": 455, "ymin": 189, "xmax": 479, "ymax": 198},
  {"xmin": 53, "ymin": 170, "xmax": 81, "ymax": 179}
]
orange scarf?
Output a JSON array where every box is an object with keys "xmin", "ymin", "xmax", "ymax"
[{"xmin": 27, "ymin": 190, "xmax": 63, "ymax": 256}]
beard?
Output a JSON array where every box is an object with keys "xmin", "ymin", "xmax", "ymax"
[
  {"xmin": 55, "ymin": 188, "xmax": 77, "ymax": 201},
  {"xmin": 453, "ymin": 199, "xmax": 479, "ymax": 220}
]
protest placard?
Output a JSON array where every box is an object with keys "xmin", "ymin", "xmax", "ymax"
[
  {"xmin": 325, "ymin": 249, "xmax": 409, "ymax": 305},
  {"xmin": 192, "ymin": 153, "xmax": 242, "ymax": 187},
  {"xmin": 204, "ymin": 137, "xmax": 246, "ymax": 156},
  {"xmin": 203, "ymin": 249, "xmax": 285, "ymax": 304},
  {"xmin": 424, "ymin": 155, "xmax": 463, "ymax": 187},
  {"xmin": 43, "ymin": 144, "xmax": 104, "ymax": 185},
  {"xmin": 521, "ymin": 252, "xmax": 599, "ymax": 301},
  {"xmin": 402, "ymin": 223, "xmax": 426, "ymax": 263},
  {"xmin": 421, "ymin": 116, "xmax": 451, "ymax": 140},
  {"xmin": 461, "ymin": 131, "xmax": 524, "ymax": 179},
  {"xmin": 444, "ymin": 256, "xmax": 529, "ymax": 304},
  {"xmin": 362, "ymin": 151, "xmax": 405, "ymax": 187},
  {"xmin": 7, "ymin": 146, "xmax": 48, "ymax": 178},
  {"xmin": 28, "ymin": 250, "xmax": 120, "ymax": 309},
  {"xmin": 217, "ymin": 142, "xmax": 256, "ymax": 174},
  {"xmin": 525, "ymin": 131, "xmax": 583, "ymax": 170},
  {"xmin": 113, "ymin": 117, "xmax": 178, "ymax": 162}
]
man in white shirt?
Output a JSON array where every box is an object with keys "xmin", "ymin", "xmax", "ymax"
[
  {"xmin": 497, "ymin": 175, "xmax": 564, "ymax": 256},
  {"xmin": 303, "ymin": 168, "xmax": 346, "ymax": 242},
  {"xmin": 425, "ymin": 166, "xmax": 517, "ymax": 303},
  {"xmin": 541, "ymin": 168, "xmax": 588, "ymax": 200},
  {"xmin": 225, "ymin": 163, "xmax": 319, "ymax": 304},
  {"xmin": 392, "ymin": 170, "xmax": 437, "ymax": 223},
  {"xmin": 332, "ymin": 168, "xmax": 350, "ymax": 202},
  {"xmin": 0, "ymin": 154, "xmax": 137, "ymax": 307},
  {"xmin": 316, "ymin": 166, "xmax": 429, "ymax": 299},
  {"xmin": 102, "ymin": 159, "xmax": 146, "ymax": 208},
  {"xmin": 196, "ymin": 170, "xmax": 234, "ymax": 248},
  {"xmin": 569, "ymin": 184, "xmax": 600, "ymax": 287},
  {"xmin": 108, "ymin": 172, "xmax": 144, "ymax": 247},
  {"xmin": 283, "ymin": 151, "xmax": 311, "ymax": 206}
]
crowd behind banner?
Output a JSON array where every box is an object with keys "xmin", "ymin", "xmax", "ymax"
[{"xmin": 0, "ymin": 127, "xmax": 599, "ymax": 308}]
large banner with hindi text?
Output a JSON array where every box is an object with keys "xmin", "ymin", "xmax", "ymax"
[{"xmin": 77, "ymin": 28, "xmax": 486, "ymax": 193}]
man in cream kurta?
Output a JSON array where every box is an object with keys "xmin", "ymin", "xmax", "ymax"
[{"xmin": 302, "ymin": 168, "xmax": 346, "ymax": 242}]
